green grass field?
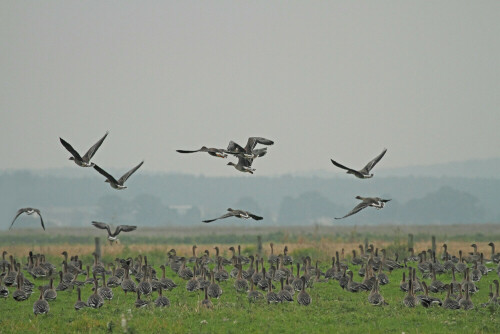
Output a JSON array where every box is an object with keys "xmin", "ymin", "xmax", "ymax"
[{"xmin": 0, "ymin": 244, "xmax": 498, "ymax": 334}]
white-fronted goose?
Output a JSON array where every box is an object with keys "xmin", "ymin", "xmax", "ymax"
[
  {"xmin": 368, "ymin": 278, "xmax": 387, "ymax": 306},
  {"xmin": 87, "ymin": 278, "xmax": 104, "ymax": 309},
  {"xmin": 208, "ymin": 270, "xmax": 223, "ymax": 299},
  {"xmin": 226, "ymin": 137, "xmax": 274, "ymax": 159},
  {"xmin": 201, "ymin": 287, "xmax": 213, "ymax": 309},
  {"xmin": 0, "ymin": 276, "xmax": 8, "ymax": 299},
  {"xmin": 93, "ymin": 161, "xmax": 144, "ymax": 190},
  {"xmin": 488, "ymin": 242, "xmax": 500, "ymax": 264},
  {"xmin": 121, "ymin": 265, "xmax": 136, "ymax": 295},
  {"xmin": 297, "ymin": 277, "xmax": 311, "ymax": 306},
  {"xmin": 176, "ymin": 146, "xmax": 228, "ymax": 158},
  {"xmin": 442, "ymin": 284, "xmax": 460, "ymax": 310},
  {"xmin": 234, "ymin": 264, "xmax": 249, "ymax": 293},
  {"xmin": 43, "ymin": 278, "xmax": 57, "ymax": 301},
  {"xmin": 154, "ymin": 287, "xmax": 170, "ymax": 307},
  {"xmin": 330, "ymin": 148, "xmax": 387, "ymax": 179},
  {"xmin": 202, "ymin": 208, "xmax": 263, "ymax": 223},
  {"xmin": 98, "ymin": 273, "xmax": 113, "ymax": 301},
  {"xmin": 9, "ymin": 208, "xmax": 45, "ymax": 230},
  {"xmin": 247, "ymin": 278, "xmax": 263, "ymax": 302},
  {"xmin": 74, "ymin": 287, "xmax": 87, "ymax": 310},
  {"xmin": 459, "ymin": 286, "xmax": 474, "ymax": 310},
  {"xmin": 417, "ymin": 281, "xmax": 442, "ymax": 307},
  {"xmin": 227, "ymin": 156, "xmax": 256, "ymax": 174},
  {"xmin": 91, "ymin": 222, "xmax": 137, "ymax": 244},
  {"xmin": 266, "ymin": 278, "xmax": 281, "ymax": 304},
  {"xmin": 33, "ymin": 286, "xmax": 49, "ymax": 316},
  {"xmin": 59, "ymin": 132, "xmax": 109, "ymax": 167},
  {"xmin": 335, "ymin": 197, "xmax": 391, "ymax": 220},
  {"xmin": 135, "ymin": 289, "xmax": 149, "ymax": 308}
]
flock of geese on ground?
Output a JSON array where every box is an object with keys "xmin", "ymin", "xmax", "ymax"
[
  {"xmin": 9, "ymin": 133, "xmax": 391, "ymax": 233},
  {"xmin": 0, "ymin": 242, "xmax": 499, "ymax": 316}
]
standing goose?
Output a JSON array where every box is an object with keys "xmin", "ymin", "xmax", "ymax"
[
  {"xmin": 107, "ymin": 265, "xmax": 121, "ymax": 288},
  {"xmin": 154, "ymin": 287, "xmax": 170, "ymax": 307},
  {"xmin": 368, "ymin": 278, "xmax": 387, "ymax": 306},
  {"xmin": 135, "ymin": 289, "xmax": 149, "ymax": 308},
  {"xmin": 159, "ymin": 265, "xmax": 177, "ymax": 291},
  {"xmin": 0, "ymin": 277, "xmax": 8, "ymax": 299},
  {"xmin": 214, "ymin": 258, "xmax": 229, "ymax": 283},
  {"xmin": 247, "ymin": 278, "xmax": 264, "ymax": 302},
  {"xmin": 488, "ymin": 242, "xmax": 500, "ymax": 264},
  {"xmin": 201, "ymin": 287, "xmax": 213, "ymax": 309},
  {"xmin": 330, "ymin": 148, "xmax": 387, "ymax": 179},
  {"xmin": 43, "ymin": 278, "xmax": 57, "ymax": 301},
  {"xmin": 74, "ymin": 287, "xmax": 87, "ymax": 310},
  {"xmin": 98, "ymin": 273, "xmax": 113, "ymax": 301},
  {"xmin": 442, "ymin": 284, "xmax": 460, "ymax": 310},
  {"xmin": 403, "ymin": 279, "xmax": 417, "ymax": 308},
  {"xmin": 87, "ymin": 278, "xmax": 104, "ymax": 309},
  {"xmin": 268, "ymin": 243, "xmax": 278, "ymax": 265},
  {"xmin": 186, "ymin": 265, "xmax": 200, "ymax": 292},
  {"xmin": 59, "ymin": 132, "xmax": 109, "ymax": 167},
  {"xmin": 277, "ymin": 277, "xmax": 293, "ymax": 302},
  {"xmin": 202, "ymin": 208, "xmax": 263, "ymax": 223},
  {"xmin": 176, "ymin": 146, "xmax": 228, "ymax": 158},
  {"xmin": 121, "ymin": 265, "xmax": 136, "ymax": 295},
  {"xmin": 347, "ymin": 271, "xmax": 368, "ymax": 292},
  {"xmin": 266, "ymin": 278, "xmax": 281, "ymax": 304},
  {"xmin": 93, "ymin": 161, "xmax": 144, "ymax": 190},
  {"xmin": 297, "ymin": 277, "xmax": 312, "ymax": 306},
  {"xmin": 324, "ymin": 257, "xmax": 337, "ymax": 280},
  {"xmin": 9, "ymin": 208, "xmax": 45, "ymax": 230},
  {"xmin": 137, "ymin": 267, "xmax": 152, "ymax": 296},
  {"xmin": 207, "ymin": 270, "xmax": 223, "ymax": 299},
  {"xmin": 283, "ymin": 246, "xmax": 293, "ymax": 265},
  {"xmin": 12, "ymin": 275, "xmax": 28, "ymax": 301},
  {"xmin": 234, "ymin": 264, "xmax": 249, "ymax": 293},
  {"xmin": 91, "ymin": 222, "xmax": 137, "ymax": 244},
  {"xmin": 335, "ymin": 197, "xmax": 391, "ymax": 220},
  {"xmin": 459, "ymin": 285, "xmax": 474, "ymax": 310},
  {"xmin": 33, "ymin": 286, "xmax": 49, "ymax": 316}
]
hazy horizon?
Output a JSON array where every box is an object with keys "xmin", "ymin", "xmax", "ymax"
[{"xmin": 1, "ymin": 2, "xmax": 500, "ymax": 177}]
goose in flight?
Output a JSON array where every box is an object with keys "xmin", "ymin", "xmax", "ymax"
[
  {"xmin": 226, "ymin": 137, "xmax": 274, "ymax": 159},
  {"xmin": 227, "ymin": 156, "xmax": 256, "ymax": 174},
  {"xmin": 59, "ymin": 132, "xmax": 109, "ymax": 167},
  {"xmin": 93, "ymin": 161, "xmax": 144, "ymax": 190},
  {"xmin": 330, "ymin": 148, "xmax": 387, "ymax": 179},
  {"xmin": 202, "ymin": 208, "xmax": 263, "ymax": 223},
  {"xmin": 335, "ymin": 196, "xmax": 391, "ymax": 220},
  {"xmin": 9, "ymin": 208, "xmax": 45, "ymax": 230},
  {"xmin": 176, "ymin": 146, "xmax": 227, "ymax": 158},
  {"xmin": 91, "ymin": 221, "xmax": 137, "ymax": 243}
]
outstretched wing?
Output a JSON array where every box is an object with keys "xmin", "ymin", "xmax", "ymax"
[
  {"xmin": 82, "ymin": 131, "xmax": 109, "ymax": 162},
  {"xmin": 118, "ymin": 161, "xmax": 144, "ymax": 184},
  {"xmin": 114, "ymin": 225, "xmax": 137, "ymax": 236},
  {"xmin": 330, "ymin": 159, "xmax": 364, "ymax": 177},
  {"xmin": 59, "ymin": 137, "xmax": 83, "ymax": 161},
  {"xmin": 93, "ymin": 165, "xmax": 119, "ymax": 184},
  {"xmin": 334, "ymin": 202, "xmax": 370, "ymax": 220},
  {"xmin": 360, "ymin": 148, "xmax": 387, "ymax": 174},
  {"xmin": 9, "ymin": 208, "xmax": 27, "ymax": 230},
  {"xmin": 248, "ymin": 213, "xmax": 263, "ymax": 221},
  {"xmin": 226, "ymin": 141, "xmax": 246, "ymax": 154},
  {"xmin": 34, "ymin": 209, "xmax": 45, "ymax": 230},
  {"xmin": 202, "ymin": 212, "xmax": 236, "ymax": 223},
  {"xmin": 91, "ymin": 221, "xmax": 112, "ymax": 235},
  {"xmin": 245, "ymin": 137, "xmax": 274, "ymax": 152},
  {"xmin": 176, "ymin": 148, "xmax": 205, "ymax": 154},
  {"xmin": 238, "ymin": 156, "xmax": 253, "ymax": 167}
]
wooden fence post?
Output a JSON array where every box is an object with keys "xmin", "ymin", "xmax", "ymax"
[
  {"xmin": 431, "ymin": 236, "xmax": 436, "ymax": 254},
  {"xmin": 95, "ymin": 237, "xmax": 101, "ymax": 260},
  {"xmin": 257, "ymin": 235, "xmax": 262, "ymax": 255},
  {"xmin": 408, "ymin": 234, "xmax": 414, "ymax": 249}
]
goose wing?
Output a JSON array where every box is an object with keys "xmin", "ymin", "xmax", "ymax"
[
  {"xmin": 118, "ymin": 161, "xmax": 144, "ymax": 184},
  {"xmin": 248, "ymin": 213, "xmax": 263, "ymax": 221},
  {"xmin": 176, "ymin": 147, "xmax": 206, "ymax": 154},
  {"xmin": 330, "ymin": 159, "xmax": 361, "ymax": 176},
  {"xmin": 93, "ymin": 165, "xmax": 119, "ymax": 184},
  {"xmin": 9, "ymin": 208, "xmax": 27, "ymax": 230},
  {"xmin": 335, "ymin": 202, "xmax": 370, "ymax": 220},
  {"xmin": 226, "ymin": 141, "xmax": 246, "ymax": 154},
  {"xmin": 245, "ymin": 137, "xmax": 274, "ymax": 152},
  {"xmin": 360, "ymin": 149, "xmax": 387, "ymax": 174},
  {"xmin": 82, "ymin": 131, "xmax": 109, "ymax": 162},
  {"xmin": 202, "ymin": 212, "xmax": 236, "ymax": 223},
  {"xmin": 59, "ymin": 138, "xmax": 83, "ymax": 161},
  {"xmin": 113, "ymin": 225, "xmax": 137, "ymax": 236},
  {"xmin": 238, "ymin": 156, "xmax": 254, "ymax": 167},
  {"xmin": 91, "ymin": 221, "xmax": 112, "ymax": 235},
  {"xmin": 33, "ymin": 209, "xmax": 45, "ymax": 230}
]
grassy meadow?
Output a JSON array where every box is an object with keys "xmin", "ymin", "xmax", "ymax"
[{"xmin": 0, "ymin": 225, "xmax": 499, "ymax": 333}]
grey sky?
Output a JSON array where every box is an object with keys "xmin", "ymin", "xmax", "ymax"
[{"xmin": 1, "ymin": 1, "xmax": 499, "ymax": 177}]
